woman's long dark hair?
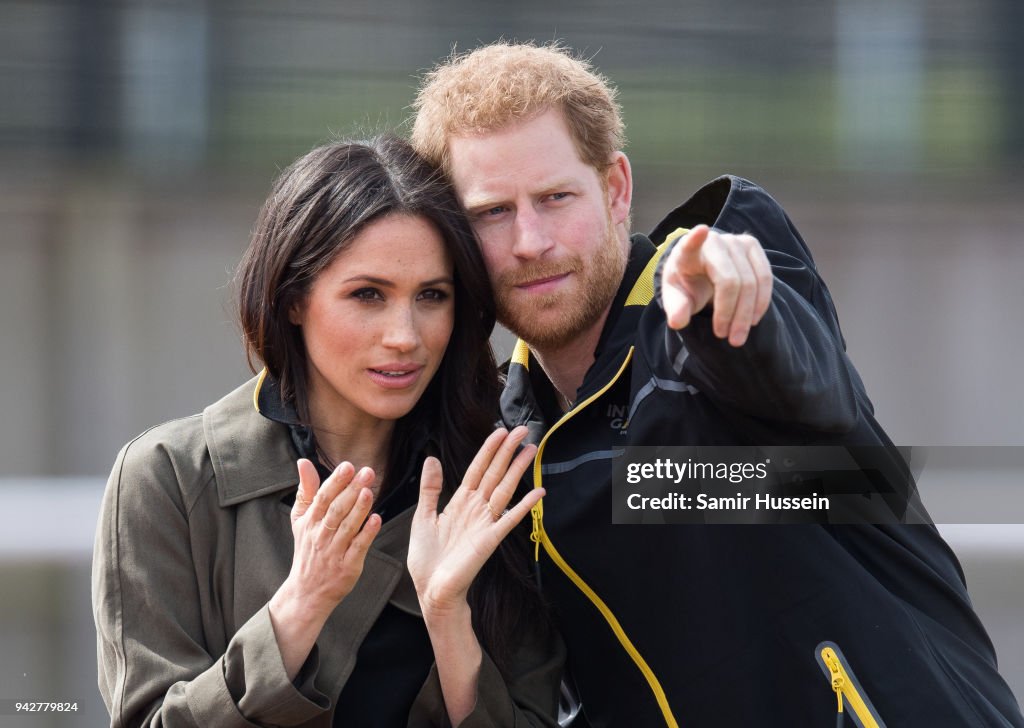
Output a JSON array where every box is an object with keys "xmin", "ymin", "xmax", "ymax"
[{"xmin": 235, "ymin": 135, "xmax": 545, "ymax": 669}]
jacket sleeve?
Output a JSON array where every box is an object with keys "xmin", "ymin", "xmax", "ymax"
[
  {"xmin": 92, "ymin": 432, "xmax": 330, "ymax": 728},
  {"xmin": 407, "ymin": 620, "xmax": 565, "ymax": 728},
  {"xmin": 652, "ymin": 243, "xmax": 861, "ymax": 434}
]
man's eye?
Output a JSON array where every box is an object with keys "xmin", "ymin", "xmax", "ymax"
[
  {"xmin": 549, "ymin": 192, "xmax": 570, "ymax": 201},
  {"xmin": 352, "ymin": 288, "xmax": 383, "ymax": 301}
]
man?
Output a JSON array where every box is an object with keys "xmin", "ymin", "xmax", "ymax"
[{"xmin": 411, "ymin": 42, "xmax": 1023, "ymax": 727}]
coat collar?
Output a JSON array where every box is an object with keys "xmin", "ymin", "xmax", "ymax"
[{"xmin": 203, "ymin": 374, "xmax": 303, "ymax": 507}]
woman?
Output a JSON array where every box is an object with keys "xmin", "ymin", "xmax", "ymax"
[{"xmin": 92, "ymin": 136, "xmax": 563, "ymax": 727}]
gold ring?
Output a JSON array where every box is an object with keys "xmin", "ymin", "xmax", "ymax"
[
  {"xmin": 488, "ymin": 505, "xmax": 503, "ymax": 521},
  {"xmin": 323, "ymin": 522, "xmax": 339, "ymax": 531}
]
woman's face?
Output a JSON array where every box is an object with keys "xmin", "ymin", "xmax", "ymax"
[{"xmin": 291, "ymin": 213, "xmax": 455, "ymax": 428}]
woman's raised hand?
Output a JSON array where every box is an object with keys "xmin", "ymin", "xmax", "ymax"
[
  {"xmin": 269, "ymin": 459, "xmax": 382, "ymax": 680},
  {"xmin": 286, "ymin": 459, "xmax": 383, "ymax": 610},
  {"xmin": 408, "ymin": 426, "xmax": 542, "ymax": 617}
]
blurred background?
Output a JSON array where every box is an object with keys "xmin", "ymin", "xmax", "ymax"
[{"xmin": 1, "ymin": 0, "xmax": 1022, "ymax": 724}]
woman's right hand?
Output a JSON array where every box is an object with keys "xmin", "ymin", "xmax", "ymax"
[
  {"xmin": 269, "ymin": 459, "xmax": 382, "ymax": 679},
  {"xmin": 285, "ymin": 459, "xmax": 382, "ymax": 609}
]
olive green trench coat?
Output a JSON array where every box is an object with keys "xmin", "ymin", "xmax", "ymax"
[{"xmin": 92, "ymin": 377, "xmax": 564, "ymax": 727}]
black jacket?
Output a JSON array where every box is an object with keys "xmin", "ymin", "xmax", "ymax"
[{"xmin": 500, "ymin": 176, "xmax": 1023, "ymax": 727}]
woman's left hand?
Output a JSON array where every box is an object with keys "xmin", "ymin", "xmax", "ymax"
[{"xmin": 409, "ymin": 426, "xmax": 542, "ymax": 617}]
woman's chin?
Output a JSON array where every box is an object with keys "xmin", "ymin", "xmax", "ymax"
[{"xmin": 363, "ymin": 396, "xmax": 420, "ymax": 423}]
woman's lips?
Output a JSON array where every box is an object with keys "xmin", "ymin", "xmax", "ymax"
[{"xmin": 366, "ymin": 365, "xmax": 423, "ymax": 389}]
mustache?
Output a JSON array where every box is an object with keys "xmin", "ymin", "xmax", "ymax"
[{"xmin": 497, "ymin": 257, "xmax": 583, "ymax": 289}]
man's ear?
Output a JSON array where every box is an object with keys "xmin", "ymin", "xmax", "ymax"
[{"xmin": 604, "ymin": 151, "xmax": 633, "ymax": 227}]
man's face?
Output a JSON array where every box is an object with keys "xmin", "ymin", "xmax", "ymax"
[{"xmin": 446, "ymin": 108, "xmax": 632, "ymax": 350}]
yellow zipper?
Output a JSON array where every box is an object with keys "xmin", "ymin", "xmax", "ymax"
[
  {"xmin": 528, "ymin": 346, "xmax": 680, "ymax": 728},
  {"xmin": 820, "ymin": 644, "xmax": 884, "ymax": 728},
  {"xmin": 527, "ymin": 235, "xmax": 674, "ymax": 562}
]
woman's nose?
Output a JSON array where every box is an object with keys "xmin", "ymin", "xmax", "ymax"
[{"xmin": 380, "ymin": 305, "xmax": 419, "ymax": 352}]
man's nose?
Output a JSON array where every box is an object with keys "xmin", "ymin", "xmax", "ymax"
[{"xmin": 511, "ymin": 206, "xmax": 554, "ymax": 260}]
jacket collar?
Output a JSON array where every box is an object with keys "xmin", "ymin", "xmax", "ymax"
[
  {"xmin": 203, "ymin": 373, "xmax": 301, "ymax": 507},
  {"xmin": 590, "ymin": 234, "xmax": 659, "ymax": 369}
]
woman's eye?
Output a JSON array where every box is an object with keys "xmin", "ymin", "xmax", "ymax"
[
  {"xmin": 418, "ymin": 288, "xmax": 450, "ymax": 302},
  {"xmin": 352, "ymin": 288, "xmax": 383, "ymax": 302}
]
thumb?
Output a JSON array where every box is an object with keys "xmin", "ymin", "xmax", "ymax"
[
  {"xmin": 293, "ymin": 458, "xmax": 319, "ymax": 521},
  {"xmin": 416, "ymin": 456, "xmax": 443, "ymax": 521}
]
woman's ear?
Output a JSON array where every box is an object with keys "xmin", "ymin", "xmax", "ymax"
[
  {"xmin": 604, "ymin": 151, "xmax": 633, "ymax": 227},
  {"xmin": 287, "ymin": 299, "xmax": 305, "ymax": 326}
]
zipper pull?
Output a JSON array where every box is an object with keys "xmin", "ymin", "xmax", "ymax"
[{"xmin": 824, "ymin": 650, "xmax": 845, "ymax": 726}]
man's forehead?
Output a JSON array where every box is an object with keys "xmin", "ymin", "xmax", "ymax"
[
  {"xmin": 450, "ymin": 158, "xmax": 582, "ymax": 210},
  {"xmin": 445, "ymin": 110, "xmax": 592, "ymax": 200}
]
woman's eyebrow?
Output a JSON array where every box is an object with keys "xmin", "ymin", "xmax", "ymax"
[
  {"xmin": 342, "ymin": 274, "xmax": 394, "ymax": 286},
  {"xmin": 420, "ymin": 276, "xmax": 455, "ymax": 287},
  {"xmin": 341, "ymin": 274, "xmax": 454, "ymax": 287}
]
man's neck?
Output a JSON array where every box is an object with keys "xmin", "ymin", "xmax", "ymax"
[{"xmin": 532, "ymin": 305, "xmax": 613, "ymax": 412}]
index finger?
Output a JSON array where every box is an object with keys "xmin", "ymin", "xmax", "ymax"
[
  {"xmin": 460, "ymin": 428, "xmax": 509, "ymax": 492},
  {"xmin": 477, "ymin": 426, "xmax": 530, "ymax": 500},
  {"xmin": 307, "ymin": 462, "xmax": 357, "ymax": 522},
  {"xmin": 486, "ymin": 443, "xmax": 538, "ymax": 512},
  {"xmin": 662, "ymin": 274, "xmax": 694, "ymax": 330},
  {"xmin": 662, "ymin": 226, "xmax": 711, "ymax": 329}
]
